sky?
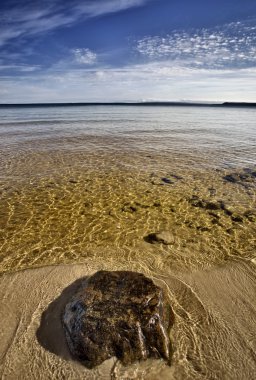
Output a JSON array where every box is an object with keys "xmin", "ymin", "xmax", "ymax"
[{"xmin": 0, "ymin": 0, "xmax": 256, "ymax": 103}]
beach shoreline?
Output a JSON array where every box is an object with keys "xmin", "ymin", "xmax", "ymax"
[{"xmin": 0, "ymin": 259, "xmax": 255, "ymax": 379}]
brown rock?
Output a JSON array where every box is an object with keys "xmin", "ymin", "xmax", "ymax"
[
  {"xmin": 145, "ymin": 231, "xmax": 175, "ymax": 245},
  {"xmin": 62, "ymin": 271, "xmax": 172, "ymax": 368}
]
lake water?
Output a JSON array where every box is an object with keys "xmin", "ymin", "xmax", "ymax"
[
  {"xmin": 0, "ymin": 106, "xmax": 256, "ymax": 173},
  {"xmin": 0, "ymin": 105, "xmax": 255, "ymax": 274}
]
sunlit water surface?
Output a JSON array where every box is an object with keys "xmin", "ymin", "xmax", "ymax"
[{"xmin": 0, "ymin": 105, "xmax": 255, "ymax": 273}]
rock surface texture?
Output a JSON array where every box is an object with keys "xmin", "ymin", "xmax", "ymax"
[
  {"xmin": 63, "ymin": 270, "xmax": 172, "ymax": 368},
  {"xmin": 145, "ymin": 231, "xmax": 175, "ymax": 245}
]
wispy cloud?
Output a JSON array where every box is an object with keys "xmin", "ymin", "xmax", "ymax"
[
  {"xmin": 74, "ymin": 0, "xmax": 151, "ymax": 17},
  {"xmin": 0, "ymin": 64, "xmax": 39, "ymax": 72},
  {"xmin": 0, "ymin": 0, "xmax": 150, "ymax": 47},
  {"xmin": 1, "ymin": 60, "xmax": 256, "ymax": 103},
  {"xmin": 72, "ymin": 48, "xmax": 97, "ymax": 65},
  {"xmin": 136, "ymin": 19, "xmax": 256, "ymax": 69}
]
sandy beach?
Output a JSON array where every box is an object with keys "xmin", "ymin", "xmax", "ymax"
[{"xmin": 0, "ymin": 259, "xmax": 255, "ymax": 379}]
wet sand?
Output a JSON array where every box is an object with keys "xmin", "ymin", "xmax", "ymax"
[{"xmin": 0, "ymin": 259, "xmax": 255, "ymax": 379}]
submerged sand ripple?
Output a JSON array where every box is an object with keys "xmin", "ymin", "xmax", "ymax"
[
  {"xmin": 0, "ymin": 260, "xmax": 255, "ymax": 379},
  {"xmin": 0, "ymin": 166, "xmax": 255, "ymax": 275}
]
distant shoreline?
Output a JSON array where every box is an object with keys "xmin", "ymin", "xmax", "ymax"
[{"xmin": 0, "ymin": 101, "xmax": 255, "ymax": 108}]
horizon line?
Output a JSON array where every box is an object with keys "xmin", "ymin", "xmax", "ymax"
[{"xmin": 0, "ymin": 101, "xmax": 256, "ymax": 108}]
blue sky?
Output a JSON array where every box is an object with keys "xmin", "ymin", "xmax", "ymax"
[{"xmin": 0, "ymin": 0, "xmax": 256, "ymax": 102}]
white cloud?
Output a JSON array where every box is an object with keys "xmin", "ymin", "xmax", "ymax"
[
  {"xmin": 73, "ymin": 48, "xmax": 97, "ymax": 65},
  {"xmin": 1, "ymin": 61, "xmax": 256, "ymax": 103},
  {"xmin": 74, "ymin": 0, "xmax": 150, "ymax": 17},
  {"xmin": 0, "ymin": 0, "xmax": 150, "ymax": 47},
  {"xmin": 0, "ymin": 64, "xmax": 39, "ymax": 72},
  {"xmin": 0, "ymin": 29, "xmax": 23, "ymax": 47},
  {"xmin": 136, "ymin": 19, "xmax": 256, "ymax": 69}
]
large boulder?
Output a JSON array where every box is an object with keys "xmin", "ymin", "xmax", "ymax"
[{"xmin": 62, "ymin": 270, "xmax": 172, "ymax": 368}]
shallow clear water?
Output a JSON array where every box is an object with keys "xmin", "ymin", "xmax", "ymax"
[
  {"xmin": 0, "ymin": 105, "xmax": 255, "ymax": 274},
  {"xmin": 1, "ymin": 106, "xmax": 256, "ymax": 168}
]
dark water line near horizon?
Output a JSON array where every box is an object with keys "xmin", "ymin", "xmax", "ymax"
[{"xmin": 0, "ymin": 101, "xmax": 256, "ymax": 108}]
